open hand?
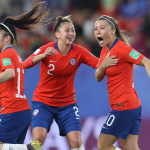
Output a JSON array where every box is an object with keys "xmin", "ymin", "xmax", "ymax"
[{"xmin": 102, "ymin": 52, "xmax": 119, "ymax": 68}]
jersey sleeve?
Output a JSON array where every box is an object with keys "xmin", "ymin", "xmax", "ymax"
[
  {"xmin": 0, "ymin": 52, "xmax": 15, "ymax": 71},
  {"xmin": 117, "ymin": 44, "xmax": 144, "ymax": 65},
  {"xmin": 79, "ymin": 46, "xmax": 99, "ymax": 68},
  {"xmin": 23, "ymin": 44, "xmax": 50, "ymax": 69}
]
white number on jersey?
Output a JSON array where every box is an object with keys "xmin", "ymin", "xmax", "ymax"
[
  {"xmin": 47, "ymin": 64, "xmax": 55, "ymax": 75},
  {"xmin": 15, "ymin": 68, "xmax": 26, "ymax": 98}
]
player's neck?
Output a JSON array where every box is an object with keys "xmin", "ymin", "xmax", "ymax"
[
  {"xmin": 106, "ymin": 36, "xmax": 116, "ymax": 52},
  {"xmin": 1, "ymin": 43, "xmax": 13, "ymax": 52},
  {"xmin": 57, "ymin": 41, "xmax": 72, "ymax": 56}
]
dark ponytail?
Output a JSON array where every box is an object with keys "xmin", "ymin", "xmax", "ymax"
[{"xmin": 0, "ymin": 1, "xmax": 52, "ymax": 44}]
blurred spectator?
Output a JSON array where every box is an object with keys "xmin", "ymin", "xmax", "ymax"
[
  {"xmin": 74, "ymin": 34, "xmax": 92, "ymax": 52},
  {"xmin": 119, "ymin": 0, "xmax": 149, "ymax": 18},
  {"xmin": 1, "ymin": 0, "xmax": 150, "ymax": 59}
]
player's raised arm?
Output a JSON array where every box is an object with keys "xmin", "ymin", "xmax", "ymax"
[{"xmin": 24, "ymin": 47, "xmax": 57, "ymax": 69}]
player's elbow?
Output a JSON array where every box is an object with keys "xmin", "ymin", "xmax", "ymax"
[
  {"xmin": 95, "ymin": 69, "xmax": 103, "ymax": 82},
  {"xmin": 95, "ymin": 73, "xmax": 102, "ymax": 82}
]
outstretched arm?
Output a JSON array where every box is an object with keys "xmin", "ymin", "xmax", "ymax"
[
  {"xmin": 24, "ymin": 47, "xmax": 57, "ymax": 69},
  {"xmin": 139, "ymin": 57, "xmax": 150, "ymax": 77}
]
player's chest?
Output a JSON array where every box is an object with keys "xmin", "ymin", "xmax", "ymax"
[
  {"xmin": 101, "ymin": 51, "xmax": 132, "ymax": 76},
  {"xmin": 42, "ymin": 53, "xmax": 80, "ymax": 76}
]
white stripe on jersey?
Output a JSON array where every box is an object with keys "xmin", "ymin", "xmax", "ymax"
[{"xmin": 33, "ymin": 49, "xmax": 41, "ymax": 54}]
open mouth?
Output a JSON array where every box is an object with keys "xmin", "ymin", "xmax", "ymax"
[
  {"xmin": 97, "ymin": 37, "xmax": 103, "ymax": 41},
  {"xmin": 67, "ymin": 37, "xmax": 73, "ymax": 40}
]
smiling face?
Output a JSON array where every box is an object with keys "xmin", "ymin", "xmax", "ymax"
[
  {"xmin": 55, "ymin": 22, "xmax": 76, "ymax": 45},
  {"xmin": 94, "ymin": 19, "xmax": 116, "ymax": 49}
]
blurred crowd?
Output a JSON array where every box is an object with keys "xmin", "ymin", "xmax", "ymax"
[{"xmin": 0, "ymin": 0, "xmax": 150, "ymax": 59}]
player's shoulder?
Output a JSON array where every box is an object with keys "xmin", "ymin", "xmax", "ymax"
[
  {"xmin": 46, "ymin": 42, "xmax": 55, "ymax": 47},
  {"xmin": 1, "ymin": 48, "xmax": 17, "ymax": 58},
  {"xmin": 117, "ymin": 40, "xmax": 130, "ymax": 50},
  {"xmin": 72, "ymin": 43, "xmax": 89, "ymax": 53},
  {"xmin": 39, "ymin": 42, "xmax": 55, "ymax": 49}
]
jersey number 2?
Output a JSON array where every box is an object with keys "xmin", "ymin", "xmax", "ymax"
[{"xmin": 47, "ymin": 64, "xmax": 55, "ymax": 75}]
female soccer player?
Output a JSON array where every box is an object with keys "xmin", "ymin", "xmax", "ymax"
[
  {"xmin": 95, "ymin": 15, "xmax": 150, "ymax": 150},
  {"xmin": 23, "ymin": 15, "xmax": 104, "ymax": 150},
  {"xmin": 0, "ymin": 2, "xmax": 54, "ymax": 150}
]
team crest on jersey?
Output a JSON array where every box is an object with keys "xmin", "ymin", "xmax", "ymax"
[
  {"xmin": 70, "ymin": 58, "xmax": 76, "ymax": 65},
  {"xmin": 33, "ymin": 109, "xmax": 39, "ymax": 116}
]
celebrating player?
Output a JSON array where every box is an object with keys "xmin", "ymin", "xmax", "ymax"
[
  {"xmin": 95, "ymin": 15, "xmax": 150, "ymax": 150},
  {"xmin": 23, "ymin": 15, "xmax": 100, "ymax": 150},
  {"xmin": 0, "ymin": 2, "xmax": 53, "ymax": 150}
]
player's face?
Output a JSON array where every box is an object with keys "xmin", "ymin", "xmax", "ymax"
[
  {"xmin": 94, "ymin": 20, "xmax": 116, "ymax": 49},
  {"xmin": 56, "ymin": 22, "xmax": 76, "ymax": 45}
]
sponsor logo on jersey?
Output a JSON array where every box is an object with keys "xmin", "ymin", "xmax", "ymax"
[
  {"xmin": 33, "ymin": 49, "xmax": 41, "ymax": 54},
  {"xmin": 2, "ymin": 58, "xmax": 12, "ymax": 66},
  {"xmin": 70, "ymin": 58, "xmax": 76, "ymax": 65},
  {"xmin": 129, "ymin": 49, "xmax": 140, "ymax": 60},
  {"xmin": 50, "ymin": 60, "xmax": 57, "ymax": 62},
  {"xmin": 33, "ymin": 109, "xmax": 39, "ymax": 116}
]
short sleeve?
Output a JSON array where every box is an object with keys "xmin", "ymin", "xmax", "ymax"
[
  {"xmin": 0, "ymin": 52, "xmax": 14, "ymax": 71},
  {"xmin": 79, "ymin": 46, "xmax": 99, "ymax": 68},
  {"xmin": 32, "ymin": 44, "xmax": 49, "ymax": 56},
  {"xmin": 117, "ymin": 43, "xmax": 144, "ymax": 65}
]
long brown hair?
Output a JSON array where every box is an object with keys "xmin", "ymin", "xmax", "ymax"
[
  {"xmin": 97, "ymin": 15, "xmax": 130, "ymax": 46},
  {"xmin": 0, "ymin": 1, "xmax": 52, "ymax": 44}
]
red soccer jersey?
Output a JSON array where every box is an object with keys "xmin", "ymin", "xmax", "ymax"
[
  {"xmin": 97, "ymin": 39, "xmax": 144, "ymax": 111},
  {"xmin": 28, "ymin": 42, "xmax": 99, "ymax": 107},
  {"xmin": 0, "ymin": 47, "xmax": 31, "ymax": 114}
]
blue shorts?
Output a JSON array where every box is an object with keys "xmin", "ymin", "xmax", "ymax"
[
  {"xmin": 32, "ymin": 101, "xmax": 81, "ymax": 136},
  {"xmin": 101, "ymin": 106, "xmax": 141, "ymax": 139},
  {"xmin": 0, "ymin": 110, "xmax": 31, "ymax": 144}
]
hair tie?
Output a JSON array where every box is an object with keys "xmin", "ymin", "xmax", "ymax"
[{"xmin": 97, "ymin": 17, "xmax": 115, "ymax": 29}]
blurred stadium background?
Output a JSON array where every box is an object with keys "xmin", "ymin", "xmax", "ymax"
[{"xmin": 0, "ymin": 0, "xmax": 150, "ymax": 149}]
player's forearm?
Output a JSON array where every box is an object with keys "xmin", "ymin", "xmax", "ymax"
[
  {"xmin": 32, "ymin": 54, "xmax": 46, "ymax": 64},
  {"xmin": 144, "ymin": 59, "xmax": 150, "ymax": 78},
  {"xmin": 0, "ymin": 68, "xmax": 15, "ymax": 83},
  {"xmin": 23, "ymin": 54, "xmax": 45, "ymax": 69},
  {"xmin": 139, "ymin": 57, "xmax": 150, "ymax": 78},
  {"xmin": 95, "ymin": 64, "xmax": 106, "ymax": 82}
]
